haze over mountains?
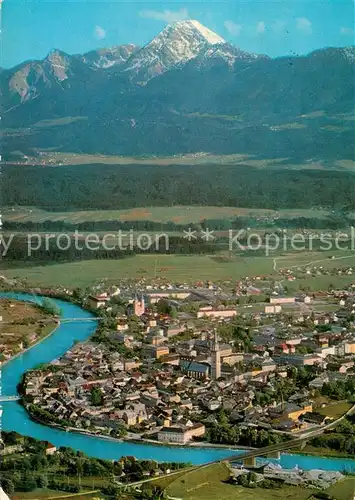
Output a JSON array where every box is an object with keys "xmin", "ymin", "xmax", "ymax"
[{"xmin": 2, "ymin": 20, "xmax": 354, "ymax": 162}]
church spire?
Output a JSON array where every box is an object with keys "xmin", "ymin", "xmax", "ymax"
[
  {"xmin": 212, "ymin": 329, "xmax": 219, "ymax": 352},
  {"xmin": 211, "ymin": 329, "xmax": 221, "ymax": 380}
]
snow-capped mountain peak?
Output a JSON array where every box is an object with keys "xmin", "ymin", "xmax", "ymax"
[
  {"xmin": 173, "ymin": 20, "xmax": 225, "ymax": 45},
  {"xmin": 123, "ymin": 20, "xmax": 226, "ymax": 84}
]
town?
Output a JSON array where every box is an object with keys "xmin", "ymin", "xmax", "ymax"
[{"xmin": 20, "ymin": 269, "xmax": 355, "ymax": 455}]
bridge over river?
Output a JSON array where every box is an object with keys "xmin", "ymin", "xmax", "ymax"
[
  {"xmin": 60, "ymin": 317, "xmax": 99, "ymax": 323},
  {"xmin": 0, "ymin": 396, "xmax": 21, "ymax": 402},
  {"xmin": 119, "ymin": 402, "xmax": 355, "ymax": 492}
]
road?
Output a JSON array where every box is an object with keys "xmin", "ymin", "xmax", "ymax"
[
  {"xmin": 209, "ymin": 402, "xmax": 355, "ymax": 465},
  {"xmin": 273, "ymin": 252, "xmax": 355, "ymax": 275}
]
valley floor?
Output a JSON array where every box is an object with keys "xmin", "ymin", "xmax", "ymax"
[{"xmin": 2, "ymin": 251, "xmax": 355, "ymax": 289}]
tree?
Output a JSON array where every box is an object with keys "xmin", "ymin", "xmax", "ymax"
[
  {"xmin": 0, "ymin": 478, "xmax": 15, "ymax": 495},
  {"xmin": 156, "ymin": 299, "xmax": 171, "ymax": 315},
  {"xmin": 22, "ymin": 335, "xmax": 30, "ymax": 348},
  {"xmin": 237, "ymin": 474, "xmax": 249, "ymax": 487},
  {"xmin": 68, "ymin": 457, "xmax": 85, "ymax": 475},
  {"xmin": 247, "ymin": 471, "xmax": 257, "ymax": 485},
  {"xmin": 72, "ymin": 288, "xmax": 84, "ymax": 301},
  {"xmin": 170, "ymin": 306, "xmax": 178, "ymax": 319},
  {"xmin": 3, "ymin": 431, "xmax": 21, "ymax": 446},
  {"xmin": 31, "ymin": 452, "xmax": 48, "ymax": 470},
  {"xmin": 140, "ymin": 485, "xmax": 167, "ymax": 499},
  {"xmin": 19, "ymin": 457, "xmax": 32, "ymax": 471},
  {"xmin": 90, "ymin": 386, "xmax": 104, "ymax": 406},
  {"xmin": 37, "ymin": 474, "xmax": 48, "ymax": 488},
  {"xmin": 40, "ymin": 297, "xmax": 61, "ymax": 316},
  {"xmin": 20, "ymin": 474, "xmax": 37, "ymax": 491}
]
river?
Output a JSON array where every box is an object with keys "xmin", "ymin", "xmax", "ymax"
[{"xmin": 0, "ymin": 292, "xmax": 354, "ymax": 471}]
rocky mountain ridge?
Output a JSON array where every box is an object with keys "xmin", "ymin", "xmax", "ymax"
[{"xmin": 2, "ymin": 21, "xmax": 354, "ymax": 162}]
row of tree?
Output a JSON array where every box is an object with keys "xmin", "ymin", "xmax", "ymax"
[
  {"xmin": 4, "ymin": 213, "xmax": 354, "ymax": 232},
  {"xmin": 0, "ymin": 432, "xmax": 189, "ymax": 495}
]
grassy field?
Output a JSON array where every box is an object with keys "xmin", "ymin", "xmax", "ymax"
[
  {"xmin": 317, "ymin": 402, "xmax": 353, "ymax": 419},
  {"xmin": 286, "ymin": 274, "xmax": 355, "ymax": 293},
  {"xmin": 325, "ymin": 477, "xmax": 355, "ymax": 500},
  {"xmin": 2, "ymin": 249, "xmax": 355, "ymax": 288},
  {"xmin": 8, "ymin": 151, "xmax": 253, "ymax": 166},
  {"xmin": 11, "ymin": 490, "xmax": 68, "ymax": 499},
  {"xmin": 6, "ymin": 148, "xmax": 353, "ymax": 170},
  {"xmin": 162, "ymin": 463, "xmax": 313, "ymax": 500},
  {"xmin": 3, "ymin": 205, "xmax": 330, "ymax": 224},
  {"xmin": 274, "ymin": 251, "xmax": 355, "ymax": 270},
  {"xmin": 11, "ymin": 492, "xmax": 102, "ymax": 500},
  {"xmin": 8, "ymin": 151, "xmax": 298, "ymax": 168},
  {"xmin": 2, "ymin": 254, "xmax": 276, "ymax": 287}
]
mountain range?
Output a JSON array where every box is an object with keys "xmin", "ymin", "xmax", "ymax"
[{"xmin": 2, "ymin": 20, "xmax": 355, "ymax": 162}]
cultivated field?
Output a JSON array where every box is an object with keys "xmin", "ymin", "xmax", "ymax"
[
  {"xmin": 0, "ymin": 299, "xmax": 55, "ymax": 356},
  {"xmin": 161, "ymin": 463, "xmax": 313, "ymax": 500},
  {"xmin": 6, "ymin": 148, "xmax": 354, "ymax": 170},
  {"xmin": 3, "ymin": 206, "xmax": 330, "ymax": 224},
  {"xmin": 5, "ymin": 150, "xmax": 290, "ymax": 167}
]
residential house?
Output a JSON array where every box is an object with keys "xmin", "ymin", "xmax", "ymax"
[
  {"xmin": 144, "ymin": 345, "xmax": 170, "ymax": 359},
  {"xmin": 269, "ymin": 297, "xmax": 295, "ymax": 304},
  {"xmin": 87, "ymin": 295, "xmax": 110, "ymax": 309},
  {"xmin": 197, "ymin": 306, "xmax": 237, "ymax": 319},
  {"xmin": 45, "ymin": 443, "xmax": 57, "ymax": 455},
  {"xmin": 265, "ymin": 305, "xmax": 282, "ymax": 314}
]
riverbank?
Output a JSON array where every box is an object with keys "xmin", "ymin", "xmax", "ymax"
[
  {"xmin": 290, "ymin": 446, "xmax": 355, "ymax": 460},
  {"xmin": 0, "ymin": 321, "xmax": 60, "ymax": 369},
  {"xmin": 23, "ymin": 407, "xmax": 355, "ymax": 461},
  {"xmin": 133, "ymin": 437, "xmax": 253, "ymax": 451},
  {"xmin": 23, "ymin": 408, "xmax": 247, "ymax": 451},
  {"xmin": 23, "ymin": 410, "xmax": 126, "ymax": 443}
]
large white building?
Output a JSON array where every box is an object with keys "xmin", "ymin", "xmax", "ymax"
[{"xmin": 158, "ymin": 424, "xmax": 205, "ymax": 444}]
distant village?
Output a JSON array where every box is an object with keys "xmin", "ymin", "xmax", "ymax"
[{"xmin": 21, "ymin": 267, "xmax": 355, "ymax": 448}]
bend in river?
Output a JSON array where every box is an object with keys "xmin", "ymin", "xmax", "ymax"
[{"xmin": 1, "ymin": 292, "xmax": 355, "ymax": 471}]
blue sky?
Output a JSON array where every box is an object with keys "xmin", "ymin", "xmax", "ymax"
[{"xmin": 3, "ymin": 0, "xmax": 355, "ymax": 68}]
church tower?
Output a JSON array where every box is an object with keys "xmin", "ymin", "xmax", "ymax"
[
  {"xmin": 133, "ymin": 294, "xmax": 145, "ymax": 316},
  {"xmin": 211, "ymin": 330, "xmax": 221, "ymax": 380}
]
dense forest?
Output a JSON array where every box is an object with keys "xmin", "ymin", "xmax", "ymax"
[
  {"xmin": 0, "ymin": 235, "xmax": 218, "ymax": 264},
  {"xmin": 2, "ymin": 163, "xmax": 355, "ymax": 211}
]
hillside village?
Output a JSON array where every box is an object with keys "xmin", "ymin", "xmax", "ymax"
[{"xmin": 21, "ymin": 269, "xmax": 355, "ymax": 452}]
